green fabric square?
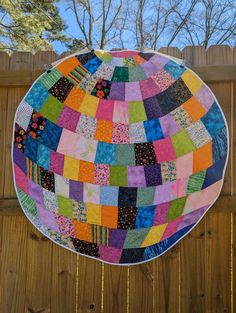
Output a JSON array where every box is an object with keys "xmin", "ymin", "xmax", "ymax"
[
  {"xmin": 167, "ymin": 196, "xmax": 186, "ymax": 221},
  {"xmin": 115, "ymin": 144, "xmax": 135, "ymax": 165},
  {"xmin": 58, "ymin": 196, "xmax": 73, "ymax": 218},
  {"xmin": 129, "ymin": 66, "xmax": 146, "ymax": 81},
  {"xmin": 17, "ymin": 188, "xmax": 37, "ymax": 217},
  {"xmin": 136, "ymin": 187, "xmax": 155, "ymax": 206},
  {"xmin": 123, "ymin": 228, "xmax": 150, "ymax": 248},
  {"xmin": 40, "ymin": 95, "xmax": 64, "ymax": 123},
  {"xmin": 112, "ymin": 66, "xmax": 129, "ymax": 82},
  {"xmin": 110, "ymin": 166, "xmax": 127, "ymax": 186},
  {"xmin": 39, "ymin": 68, "xmax": 62, "ymax": 89},
  {"xmin": 187, "ymin": 170, "xmax": 206, "ymax": 194},
  {"xmin": 128, "ymin": 101, "xmax": 147, "ymax": 123},
  {"xmin": 171, "ymin": 129, "xmax": 195, "ymax": 157}
]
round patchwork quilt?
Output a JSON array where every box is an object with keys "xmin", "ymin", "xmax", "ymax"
[{"xmin": 12, "ymin": 49, "xmax": 229, "ymax": 265}]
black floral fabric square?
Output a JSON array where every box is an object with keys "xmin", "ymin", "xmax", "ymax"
[
  {"xmin": 91, "ymin": 78, "xmax": 111, "ymax": 99},
  {"xmin": 118, "ymin": 187, "xmax": 137, "ymax": 207},
  {"xmin": 27, "ymin": 112, "xmax": 47, "ymax": 140},
  {"xmin": 14, "ymin": 124, "xmax": 27, "ymax": 152},
  {"xmin": 40, "ymin": 167, "xmax": 55, "ymax": 192},
  {"xmin": 71, "ymin": 237, "xmax": 100, "ymax": 257},
  {"xmin": 134, "ymin": 142, "xmax": 157, "ymax": 166},
  {"xmin": 170, "ymin": 78, "xmax": 192, "ymax": 106},
  {"xmin": 118, "ymin": 207, "xmax": 138, "ymax": 229},
  {"xmin": 49, "ymin": 77, "xmax": 74, "ymax": 102}
]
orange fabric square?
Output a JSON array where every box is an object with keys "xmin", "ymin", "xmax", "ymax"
[
  {"xmin": 183, "ymin": 96, "xmax": 206, "ymax": 122},
  {"xmin": 73, "ymin": 220, "xmax": 92, "ymax": 242},
  {"xmin": 193, "ymin": 142, "xmax": 212, "ymax": 173},
  {"xmin": 94, "ymin": 120, "xmax": 113, "ymax": 142},
  {"xmin": 64, "ymin": 86, "xmax": 85, "ymax": 111},
  {"xmin": 133, "ymin": 54, "xmax": 146, "ymax": 64},
  {"xmin": 56, "ymin": 57, "xmax": 80, "ymax": 75},
  {"xmin": 101, "ymin": 205, "xmax": 118, "ymax": 228},
  {"xmin": 78, "ymin": 160, "xmax": 95, "ymax": 183}
]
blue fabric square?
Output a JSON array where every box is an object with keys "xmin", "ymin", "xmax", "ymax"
[
  {"xmin": 212, "ymin": 126, "xmax": 228, "ymax": 163},
  {"xmin": 100, "ymin": 186, "xmax": 119, "ymax": 206},
  {"xmin": 202, "ymin": 155, "xmax": 226, "ymax": 189},
  {"xmin": 143, "ymin": 119, "xmax": 164, "ymax": 142},
  {"xmin": 95, "ymin": 142, "xmax": 115, "ymax": 164},
  {"xmin": 83, "ymin": 57, "xmax": 103, "ymax": 74},
  {"xmin": 40, "ymin": 120, "xmax": 62, "ymax": 150},
  {"xmin": 37, "ymin": 143, "xmax": 50, "ymax": 169},
  {"xmin": 24, "ymin": 135, "xmax": 38, "ymax": 162},
  {"xmin": 163, "ymin": 60, "xmax": 185, "ymax": 80},
  {"xmin": 25, "ymin": 81, "xmax": 49, "ymax": 111},
  {"xmin": 135, "ymin": 206, "xmax": 156, "ymax": 228},
  {"xmin": 201, "ymin": 102, "xmax": 225, "ymax": 138}
]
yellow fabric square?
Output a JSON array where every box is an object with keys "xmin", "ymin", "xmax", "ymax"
[
  {"xmin": 86, "ymin": 203, "xmax": 101, "ymax": 225},
  {"xmin": 181, "ymin": 70, "xmax": 203, "ymax": 94},
  {"xmin": 141, "ymin": 223, "xmax": 168, "ymax": 247},
  {"xmin": 79, "ymin": 93, "xmax": 99, "ymax": 117},
  {"xmin": 63, "ymin": 156, "xmax": 80, "ymax": 180}
]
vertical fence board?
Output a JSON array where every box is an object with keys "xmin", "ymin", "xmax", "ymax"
[
  {"xmin": 0, "ymin": 216, "xmax": 28, "ymax": 313},
  {"xmin": 103, "ymin": 264, "xmax": 128, "ymax": 313},
  {"xmin": 50, "ymin": 244, "xmax": 77, "ymax": 313},
  {"xmin": 77, "ymin": 256, "xmax": 103, "ymax": 313}
]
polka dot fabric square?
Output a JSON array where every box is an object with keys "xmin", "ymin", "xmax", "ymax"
[{"xmin": 13, "ymin": 49, "xmax": 228, "ymax": 265}]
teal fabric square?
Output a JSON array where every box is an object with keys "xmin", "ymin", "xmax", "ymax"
[
  {"xmin": 115, "ymin": 144, "xmax": 135, "ymax": 165},
  {"xmin": 25, "ymin": 81, "xmax": 49, "ymax": 111},
  {"xmin": 129, "ymin": 66, "xmax": 146, "ymax": 81},
  {"xmin": 39, "ymin": 68, "xmax": 62, "ymax": 89},
  {"xmin": 123, "ymin": 228, "xmax": 150, "ymax": 248},
  {"xmin": 164, "ymin": 60, "xmax": 185, "ymax": 80},
  {"xmin": 136, "ymin": 187, "xmax": 155, "ymax": 206},
  {"xmin": 112, "ymin": 66, "xmax": 129, "ymax": 82},
  {"xmin": 95, "ymin": 142, "xmax": 115, "ymax": 165},
  {"xmin": 37, "ymin": 143, "xmax": 50, "ymax": 169}
]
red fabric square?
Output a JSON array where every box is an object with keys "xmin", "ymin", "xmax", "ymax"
[{"xmin": 153, "ymin": 137, "xmax": 176, "ymax": 162}]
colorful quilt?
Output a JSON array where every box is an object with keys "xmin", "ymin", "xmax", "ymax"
[{"xmin": 12, "ymin": 49, "xmax": 229, "ymax": 265}]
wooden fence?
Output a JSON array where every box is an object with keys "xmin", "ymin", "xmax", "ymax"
[{"xmin": 0, "ymin": 45, "xmax": 235, "ymax": 313}]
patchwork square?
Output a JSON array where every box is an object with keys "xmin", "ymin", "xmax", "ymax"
[
  {"xmin": 94, "ymin": 164, "xmax": 110, "ymax": 185},
  {"xmin": 128, "ymin": 166, "xmax": 146, "ymax": 187},
  {"xmin": 63, "ymin": 155, "xmax": 80, "ymax": 180},
  {"xmin": 101, "ymin": 205, "xmax": 118, "ymax": 228},
  {"xmin": 167, "ymin": 197, "xmax": 187, "ymax": 221},
  {"xmin": 125, "ymin": 82, "xmax": 142, "ymax": 101},
  {"xmin": 134, "ymin": 142, "xmax": 157, "ymax": 166},
  {"xmin": 163, "ymin": 60, "xmax": 185, "ymax": 80},
  {"xmin": 25, "ymin": 80, "xmax": 49, "ymax": 111},
  {"xmin": 78, "ymin": 160, "xmax": 94, "ymax": 183},
  {"xmin": 153, "ymin": 137, "xmax": 176, "ymax": 162},
  {"xmin": 110, "ymin": 166, "xmax": 127, "ymax": 186},
  {"xmin": 27, "ymin": 112, "xmax": 47, "ymax": 140},
  {"xmin": 94, "ymin": 119, "xmax": 113, "ymax": 142},
  {"xmin": 186, "ymin": 120, "xmax": 211, "ymax": 148},
  {"xmin": 57, "ymin": 128, "xmax": 78, "ymax": 157},
  {"xmin": 96, "ymin": 99, "xmax": 114, "ymax": 121},
  {"xmin": 136, "ymin": 187, "xmax": 155, "ymax": 206},
  {"xmin": 75, "ymin": 135, "xmax": 97, "ymax": 162},
  {"xmin": 115, "ymin": 144, "xmax": 135, "ymax": 165},
  {"xmin": 187, "ymin": 170, "xmax": 206, "ymax": 194},
  {"xmin": 79, "ymin": 93, "xmax": 99, "ymax": 117},
  {"xmin": 193, "ymin": 142, "xmax": 212, "ymax": 173},
  {"xmin": 86, "ymin": 203, "xmax": 101, "ymax": 225},
  {"xmin": 64, "ymin": 86, "xmax": 85, "ymax": 111},
  {"xmin": 95, "ymin": 141, "xmax": 115, "ymax": 164},
  {"xmin": 171, "ymin": 129, "xmax": 195, "ymax": 157},
  {"xmin": 100, "ymin": 186, "xmax": 119, "ymax": 206},
  {"xmin": 123, "ymin": 228, "xmax": 149, "ymax": 248},
  {"xmin": 118, "ymin": 207, "xmax": 138, "ymax": 229},
  {"xmin": 156, "ymin": 88, "xmax": 178, "ymax": 115},
  {"xmin": 73, "ymin": 220, "xmax": 92, "ymax": 242},
  {"xmin": 201, "ymin": 102, "xmax": 225, "ymax": 137},
  {"xmin": 170, "ymin": 105, "xmax": 193, "ymax": 128},
  {"xmin": 91, "ymin": 78, "xmax": 111, "ymax": 99},
  {"xmin": 161, "ymin": 161, "xmax": 176, "ymax": 183},
  {"xmin": 40, "ymin": 167, "xmax": 55, "ymax": 192},
  {"xmin": 37, "ymin": 143, "xmax": 50, "ymax": 169},
  {"xmin": 135, "ymin": 206, "xmax": 156, "ymax": 228},
  {"xmin": 112, "ymin": 66, "xmax": 129, "ymax": 82},
  {"xmin": 69, "ymin": 180, "xmax": 83, "ymax": 201},
  {"xmin": 40, "ymin": 95, "xmax": 64, "ymax": 123},
  {"xmin": 113, "ymin": 100, "xmax": 129, "ymax": 123},
  {"xmin": 170, "ymin": 78, "xmax": 193, "ymax": 106},
  {"xmin": 118, "ymin": 187, "xmax": 137, "ymax": 207},
  {"xmin": 49, "ymin": 76, "xmax": 74, "ymax": 102},
  {"xmin": 76, "ymin": 114, "xmax": 96, "ymax": 139},
  {"xmin": 108, "ymin": 229, "xmax": 127, "ymax": 248},
  {"xmin": 83, "ymin": 56, "xmax": 103, "ymax": 74},
  {"xmin": 143, "ymin": 95, "xmax": 162, "ymax": 119},
  {"xmin": 112, "ymin": 123, "xmax": 130, "ymax": 144},
  {"xmin": 128, "ymin": 101, "xmax": 147, "ymax": 123},
  {"xmin": 71, "ymin": 238, "xmax": 99, "ymax": 257},
  {"xmin": 141, "ymin": 223, "xmax": 167, "ymax": 247},
  {"xmin": 16, "ymin": 100, "xmax": 33, "ymax": 131},
  {"xmin": 183, "ymin": 96, "xmax": 206, "ymax": 122},
  {"xmin": 129, "ymin": 122, "xmax": 147, "ymax": 143},
  {"xmin": 181, "ymin": 70, "xmax": 202, "ymax": 94},
  {"xmin": 57, "ymin": 106, "xmax": 81, "ymax": 132},
  {"xmin": 144, "ymin": 164, "xmax": 162, "ymax": 186}
]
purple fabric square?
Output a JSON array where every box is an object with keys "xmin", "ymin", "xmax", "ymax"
[
  {"xmin": 195, "ymin": 85, "xmax": 215, "ymax": 111},
  {"xmin": 57, "ymin": 106, "xmax": 81, "ymax": 132},
  {"xmin": 13, "ymin": 144, "xmax": 27, "ymax": 174},
  {"xmin": 69, "ymin": 180, "xmax": 83, "ymax": 201},
  {"xmin": 153, "ymin": 202, "xmax": 169, "ymax": 225},
  {"xmin": 177, "ymin": 205, "xmax": 208, "ymax": 231},
  {"xmin": 108, "ymin": 229, "xmax": 127, "ymax": 248},
  {"xmin": 109, "ymin": 82, "xmax": 125, "ymax": 100},
  {"xmin": 29, "ymin": 180, "xmax": 44, "ymax": 206},
  {"xmin": 50, "ymin": 151, "xmax": 64, "ymax": 175},
  {"xmin": 143, "ymin": 95, "xmax": 162, "ymax": 119},
  {"xmin": 38, "ymin": 203, "xmax": 59, "ymax": 232},
  {"xmin": 149, "ymin": 54, "xmax": 169, "ymax": 69},
  {"xmin": 154, "ymin": 181, "xmax": 175, "ymax": 205},
  {"xmin": 159, "ymin": 114, "xmax": 180, "ymax": 137},
  {"xmin": 144, "ymin": 164, "xmax": 162, "ymax": 187},
  {"xmin": 128, "ymin": 166, "xmax": 146, "ymax": 187},
  {"xmin": 139, "ymin": 78, "xmax": 161, "ymax": 99},
  {"xmin": 140, "ymin": 61, "xmax": 161, "ymax": 76}
]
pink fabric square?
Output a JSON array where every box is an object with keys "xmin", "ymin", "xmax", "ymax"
[
  {"xmin": 176, "ymin": 152, "xmax": 193, "ymax": 179},
  {"xmin": 153, "ymin": 202, "xmax": 169, "ymax": 225},
  {"xmin": 99, "ymin": 245, "xmax": 122, "ymax": 263},
  {"xmin": 153, "ymin": 137, "xmax": 176, "ymax": 162},
  {"xmin": 125, "ymin": 82, "xmax": 142, "ymax": 101},
  {"xmin": 171, "ymin": 177, "xmax": 188, "ymax": 198},
  {"xmin": 50, "ymin": 151, "xmax": 64, "ymax": 175},
  {"xmin": 57, "ymin": 106, "xmax": 81, "ymax": 132},
  {"xmin": 96, "ymin": 99, "xmax": 114, "ymax": 121},
  {"xmin": 112, "ymin": 123, "xmax": 130, "ymax": 144},
  {"xmin": 57, "ymin": 129, "xmax": 78, "ymax": 157},
  {"xmin": 159, "ymin": 114, "xmax": 180, "ymax": 137},
  {"xmin": 14, "ymin": 164, "xmax": 29, "ymax": 194},
  {"xmin": 195, "ymin": 85, "xmax": 215, "ymax": 111},
  {"xmin": 162, "ymin": 216, "xmax": 183, "ymax": 240},
  {"xmin": 113, "ymin": 100, "xmax": 129, "ymax": 123},
  {"xmin": 139, "ymin": 78, "xmax": 161, "ymax": 99}
]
